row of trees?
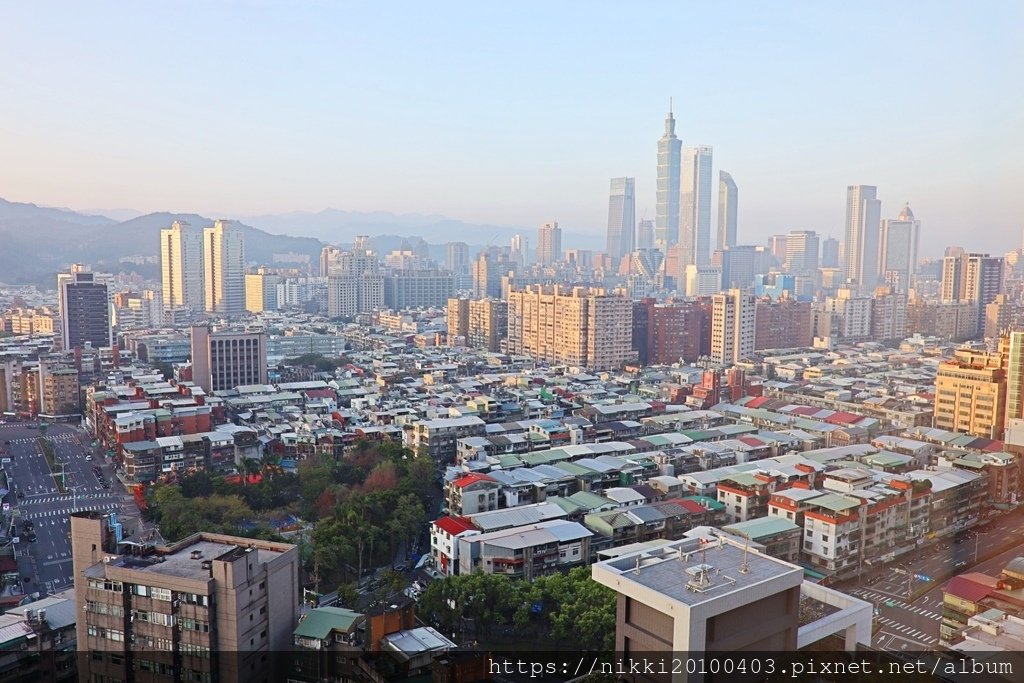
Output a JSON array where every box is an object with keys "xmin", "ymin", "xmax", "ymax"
[{"xmin": 416, "ymin": 568, "xmax": 616, "ymax": 652}]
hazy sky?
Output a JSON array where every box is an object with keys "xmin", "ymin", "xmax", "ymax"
[{"xmin": 2, "ymin": 2, "xmax": 1021, "ymax": 256}]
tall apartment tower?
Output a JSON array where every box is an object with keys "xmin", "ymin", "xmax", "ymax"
[
  {"xmin": 941, "ymin": 252, "xmax": 1004, "ymax": 335},
  {"xmin": 711, "ymin": 289, "xmax": 755, "ymax": 364},
  {"xmin": 717, "ymin": 171, "xmax": 738, "ymax": 251},
  {"xmin": 319, "ymin": 245, "xmax": 342, "ymax": 277},
  {"xmin": 1004, "ymin": 331, "xmax": 1024, "ymax": 424},
  {"xmin": 71, "ymin": 511, "xmax": 300, "ymax": 683},
  {"xmin": 468, "ymin": 298, "xmax": 509, "ymax": 352},
  {"xmin": 536, "ymin": 221, "xmax": 562, "ymax": 266},
  {"xmin": 843, "ymin": 185, "xmax": 881, "ymax": 291},
  {"xmin": 160, "ymin": 220, "xmax": 204, "ymax": 312},
  {"xmin": 681, "ymin": 145, "xmax": 714, "ymax": 266},
  {"xmin": 446, "ymin": 297, "xmax": 470, "ymax": 344},
  {"xmin": 655, "ymin": 103, "xmax": 682, "ymax": 252},
  {"xmin": 606, "ymin": 177, "xmax": 636, "ymax": 261},
  {"xmin": 203, "ymin": 220, "xmax": 246, "ymax": 315},
  {"xmin": 506, "ymin": 286, "xmax": 632, "ymax": 371},
  {"xmin": 190, "ymin": 324, "xmax": 268, "ymax": 393},
  {"xmin": 446, "ymin": 242, "xmax": 470, "ymax": 274},
  {"xmin": 326, "ymin": 250, "xmax": 384, "ymax": 318},
  {"xmin": 58, "ymin": 264, "xmax": 113, "ymax": 350},
  {"xmin": 934, "ymin": 347, "xmax": 1007, "ymax": 438},
  {"xmin": 245, "ymin": 271, "xmax": 281, "ymax": 313},
  {"xmin": 510, "ymin": 234, "xmax": 530, "ymax": 266},
  {"xmin": 879, "ymin": 204, "xmax": 921, "ymax": 291},
  {"xmin": 786, "ymin": 230, "xmax": 820, "ymax": 274}
]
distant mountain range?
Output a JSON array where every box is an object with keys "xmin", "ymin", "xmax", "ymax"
[{"xmin": 0, "ymin": 198, "xmax": 603, "ymax": 286}]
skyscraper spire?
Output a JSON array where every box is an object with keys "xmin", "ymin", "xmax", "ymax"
[{"xmin": 664, "ymin": 99, "xmax": 677, "ymax": 138}]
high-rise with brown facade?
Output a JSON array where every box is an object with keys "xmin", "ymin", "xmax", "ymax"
[
  {"xmin": 71, "ymin": 512, "xmax": 299, "ymax": 683},
  {"xmin": 632, "ymin": 299, "xmax": 707, "ymax": 365},
  {"xmin": 754, "ymin": 297, "xmax": 813, "ymax": 351}
]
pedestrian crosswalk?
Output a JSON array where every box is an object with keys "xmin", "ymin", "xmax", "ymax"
[
  {"xmin": 21, "ymin": 503, "xmax": 120, "ymax": 520},
  {"xmin": 24, "ymin": 492, "xmax": 118, "ymax": 504},
  {"xmin": 876, "ymin": 616, "xmax": 938, "ymax": 643},
  {"xmin": 851, "ymin": 588, "xmax": 942, "ymax": 619},
  {"xmin": 5, "ymin": 434, "xmax": 80, "ymax": 445}
]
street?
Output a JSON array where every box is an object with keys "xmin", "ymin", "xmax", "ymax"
[
  {"xmin": 1, "ymin": 421, "xmax": 137, "ymax": 595},
  {"xmin": 839, "ymin": 509, "xmax": 1024, "ymax": 653}
]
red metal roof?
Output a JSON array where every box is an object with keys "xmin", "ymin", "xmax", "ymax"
[
  {"xmin": 675, "ymin": 499, "xmax": 711, "ymax": 514},
  {"xmin": 453, "ymin": 473, "xmax": 497, "ymax": 488},
  {"xmin": 433, "ymin": 516, "xmax": 477, "ymax": 535},
  {"xmin": 825, "ymin": 411, "xmax": 862, "ymax": 425},
  {"xmin": 745, "ymin": 396, "xmax": 771, "ymax": 409},
  {"xmin": 944, "ymin": 573, "xmax": 999, "ymax": 603},
  {"xmin": 789, "ymin": 406, "xmax": 819, "ymax": 416},
  {"xmin": 738, "ymin": 436, "xmax": 766, "ymax": 448}
]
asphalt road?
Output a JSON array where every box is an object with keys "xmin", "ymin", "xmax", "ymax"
[
  {"xmin": 1, "ymin": 421, "xmax": 134, "ymax": 596},
  {"xmin": 840, "ymin": 509, "xmax": 1024, "ymax": 652}
]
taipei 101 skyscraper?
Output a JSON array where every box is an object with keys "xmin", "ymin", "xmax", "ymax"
[{"xmin": 655, "ymin": 99, "xmax": 682, "ymax": 253}]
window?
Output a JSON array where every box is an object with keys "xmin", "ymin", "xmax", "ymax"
[
  {"xmin": 150, "ymin": 587, "xmax": 172, "ymax": 601},
  {"xmin": 132, "ymin": 585, "xmax": 149, "ymax": 597}
]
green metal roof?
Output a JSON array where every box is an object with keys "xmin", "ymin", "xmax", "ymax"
[
  {"xmin": 293, "ymin": 607, "xmax": 363, "ymax": 640},
  {"xmin": 723, "ymin": 516, "xmax": 800, "ymax": 540},
  {"xmin": 809, "ymin": 493, "xmax": 861, "ymax": 513},
  {"xmin": 681, "ymin": 495, "xmax": 725, "ymax": 511}
]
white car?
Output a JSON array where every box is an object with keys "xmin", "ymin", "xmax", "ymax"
[
  {"xmin": 85, "ymin": 455, "xmax": 93, "ymax": 461},
  {"xmin": 2, "ymin": 503, "xmax": 9, "ymax": 511}
]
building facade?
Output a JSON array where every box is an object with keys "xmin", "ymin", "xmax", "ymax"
[
  {"xmin": 161, "ymin": 220, "xmax": 205, "ymax": 312},
  {"xmin": 190, "ymin": 325, "xmax": 268, "ymax": 393},
  {"xmin": 203, "ymin": 219, "xmax": 246, "ymax": 315}
]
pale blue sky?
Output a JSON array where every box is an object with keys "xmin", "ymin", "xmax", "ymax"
[{"xmin": 1, "ymin": 1, "xmax": 1021, "ymax": 255}]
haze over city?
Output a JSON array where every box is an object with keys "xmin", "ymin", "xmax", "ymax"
[{"xmin": 2, "ymin": 1, "xmax": 1022, "ymax": 256}]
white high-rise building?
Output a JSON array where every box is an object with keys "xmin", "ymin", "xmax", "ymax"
[
  {"xmin": 786, "ymin": 230, "xmax": 820, "ymax": 274},
  {"xmin": 879, "ymin": 204, "xmax": 921, "ymax": 292},
  {"xmin": 711, "ymin": 289, "xmax": 755, "ymax": 364},
  {"xmin": 606, "ymin": 177, "xmax": 636, "ymax": 261},
  {"xmin": 843, "ymin": 185, "xmax": 881, "ymax": 291},
  {"xmin": 327, "ymin": 250, "xmax": 384, "ymax": 317},
  {"xmin": 510, "ymin": 234, "xmax": 529, "ymax": 266},
  {"xmin": 203, "ymin": 219, "xmax": 246, "ymax": 315},
  {"xmin": 717, "ymin": 171, "xmax": 738, "ymax": 251},
  {"xmin": 537, "ymin": 221, "xmax": 562, "ymax": 266},
  {"xmin": 681, "ymin": 145, "xmax": 713, "ymax": 266},
  {"xmin": 160, "ymin": 220, "xmax": 204, "ymax": 312},
  {"xmin": 684, "ymin": 264, "xmax": 723, "ymax": 297},
  {"xmin": 655, "ymin": 103, "xmax": 682, "ymax": 252}
]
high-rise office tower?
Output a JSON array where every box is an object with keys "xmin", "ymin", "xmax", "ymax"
[
  {"xmin": 878, "ymin": 204, "xmax": 921, "ymax": 292},
  {"xmin": 203, "ymin": 220, "xmax": 246, "ymax": 315},
  {"xmin": 768, "ymin": 234, "xmax": 789, "ymax": 267},
  {"xmin": 606, "ymin": 177, "xmax": 636, "ymax": 261},
  {"xmin": 717, "ymin": 171, "xmax": 738, "ymax": 251},
  {"xmin": 843, "ymin": 185, "xmax": 882, "ymax": 290},
  {"xmin": 680, "ymin": 145, "xmax": 713, "ymax": 266},
  {"xmin": 190, "ymin": 324, "xmax": 268, "ymax": 393},
  {"xmin": 536, "ymin": 221, "xmax": 562, "ymax": 266},
  {"xmin": 715, "ymin": 245, "xmax": 758, "ymax": 291},
  {"xmin": 711, "ymin": 289, "xmax": 756, "ymax": 364},
  {"xmin": 58, "ymin": 264, "xmax": 113, "ymax": 350},
  {"xmin": 510, "ymin": 234, "xmax": 529, "ymax": 266},
  {"xmin": 655, "ymin": 103, "xmax": 682, "ymax": 252},
  {"xmin": 786, "ymin": 230, "xmax": 820, "ymax": 274},
  {"xmin": 636, "ymin": 218, "xmax": 654, "ymax": 251},
  {"xmin": 821, "ymin": 237, "xmax": 840, "ymax": 268},
  {"xmin": 160, "ymin": 220, "xmax": 204, "ymax": 312}
]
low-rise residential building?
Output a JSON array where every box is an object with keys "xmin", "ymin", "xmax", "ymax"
[{"xmin": 456, "ymin": 519, "xmax": 591, "ymax": 580}]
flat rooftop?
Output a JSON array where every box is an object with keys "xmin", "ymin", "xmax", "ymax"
[
  {"xmin": 594, "ymin": 537, "xmax": 802, "ymax": 608},
  {"xmin": 89, "ymin": 537, "xmax": 285, "ymax": 581}
]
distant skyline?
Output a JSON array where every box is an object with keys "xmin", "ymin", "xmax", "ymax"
[{"xmin": 1, "ymin": 2, "xmax": 1022, "ymax": 258}]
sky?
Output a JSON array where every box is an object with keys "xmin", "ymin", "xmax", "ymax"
[{"xmin": 1, "ymin": 1, "xmax": 1022, "ymax": 257}]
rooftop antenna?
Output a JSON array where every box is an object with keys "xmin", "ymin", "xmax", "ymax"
[
  {"xmin": 739, "ymin": 540, "xmax": 751, "ymax": 574},
  {"xmin": 634, "ymin": 555, "xmax": 642, "ymax": 575}
]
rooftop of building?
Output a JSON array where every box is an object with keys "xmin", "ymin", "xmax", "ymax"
[{"xmin": 593, "ymin": 536, "xmax": 802, "ymax": 608}]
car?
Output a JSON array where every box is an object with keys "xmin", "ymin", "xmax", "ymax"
[
  {"xmin": 2, "ymin": 503, "xmax": 9, "ymax": 511},
  {"xmin": 85, "ymin": 455, "xmax": 93, "ymax": 461},
  {"xmin": 955, "ymin": 560, "xmax": 968, "ymax": 568},
  {"xmin": 16, "ymin": 490, "xmax": 23, "ymax": 499},
  {"xmin": 102, "ymin": 482, "xmax": 111, "ymax": 489}
]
